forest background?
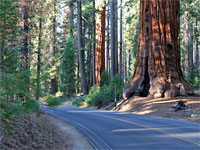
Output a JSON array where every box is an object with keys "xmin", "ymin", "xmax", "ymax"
[{"xmin": 0, "ymin": 0, "xmax": 199, "ymax": 125}]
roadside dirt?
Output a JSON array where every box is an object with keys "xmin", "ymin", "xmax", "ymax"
[
  {"xmin": 104, "ymin": 95, "xmax": 200, "ymax": 123},
  {"xmin": 0, "ymin": 113, "xmax": 92, "ymax": 150},
  {"xmin": 0, "ymin": 114, "xmax": 70, "ymax": 150},
  {"xmin": 45, "ymin": 115, "xmax": 93, "ymax": 150}
]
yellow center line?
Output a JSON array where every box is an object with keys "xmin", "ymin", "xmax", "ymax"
[{"xmin": 91, "ymin": 113, "xmax": 200, "ymax": 146}]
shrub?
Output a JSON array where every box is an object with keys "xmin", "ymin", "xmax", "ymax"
[
  {"xmin": 100, "ymin": 71, "xmax": 110, "ymax": 87},
  {"xmin": 46, "ymin": 96, "xmax": 61, "ymax": 106},
  {"xmin": 73, "ymin": 75, "xmax": 125, "ymax": 108},
  {"xmin": 0, "ymin": 99, "xmax": 24, "ymax": 120},
  {"xmin": 24, "ymin": 99, "xmax": 40, "ymax": 113},
  {"xmin": 72, "ymin": 96, "xmax": 87, "ymax": 107},
  {"xmin": 90, "ymin": 85, "xmax": 113, "ymax": 108},
  {"xmin": 0, "ymin": 99, "xmax": 25, "ymax": 133},
  {"xmin": 84, "ymin": 86, "xmax": 100, "ymax": 106},
  {"xmin": 188, "ymin": 66, "xmax": 200, "ymax": 89}
]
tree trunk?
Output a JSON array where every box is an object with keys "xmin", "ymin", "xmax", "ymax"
[
  {"xmin": 124, "ymin": 43, "xmax": 127, "ymax": 80},
  {"xmin": 23, "ymin": 3, "xmax": 30, "ymax": 100},
  {"xmin": 92, "ymin": 0, "xmax": 96, "ymax": 85},
  {"xmin": 194, "ymin": 21, "xmax": 199, "ymax": 69},
  {"xmin": 51, "ymin": 0, "xmax": 58, "ymax": 94},
  {"xmin": 36, "ymin": 18, "xmax": 42, "ymax": 100},
  {"xmin": 119, "ymin": 0, "xmax": 123, "ymax": 78},
  {"xmin": 95, "ymin": 5, "xmax": 106, "ymax": 86},
  {"xmin": 188, "ymin": 22, "xmax": 193, "ymax": 81},
  {"xmin": 106, "ymin": 1, "xmax": 110, "ymax": 73},
  {"xmin": 114, "ymin": 0, "xmax": 118, "ymax": 74},
  {"xmin": 128, "ymin": 49, "xmax": 131, "ymax": 77},
  {"xmin": 69, "ymin": 0, "xmax": 74, "ymax": 37},
  {"xmin": 182, "ymin": 12, "xmax": 189, "ymax": 77},
  {"xmin": 123, "ymin": 0, "xmax": 194, "ymax": 99},
  {"xmin": 23, "ymin": 4, "xmax": 29, "ymax": 70},
  {"xmin": 77, "ymin": 0, "xmax": 88, "ymax": 95},
  {"xmin": 87, "ymin": 24, "xmax": 92, "ymax": 89},
  {"xmin": 0, "ymin": 8, "xmax": 6, "ymax": 62},
  {"xmin": 110, "ymin": 0, "xmax": 115, "ymax": 80}
]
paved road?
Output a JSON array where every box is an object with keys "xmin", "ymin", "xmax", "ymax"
[{"xmin": 41, "ymin": 105, "xmax": 200, "ymax": 150}]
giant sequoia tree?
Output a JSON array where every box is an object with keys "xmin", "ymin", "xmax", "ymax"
[
  {"xmin": 95, "ymin": 5, "xmax": 106, "ymax": 86},
  {"xmin": 123, "ymin": 0, "xmax": 194, "ymax": 99}
]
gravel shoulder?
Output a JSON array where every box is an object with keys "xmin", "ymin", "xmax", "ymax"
[{"xmin": 45, "ymin": 114, "xmax": 93, "ymax": 150}]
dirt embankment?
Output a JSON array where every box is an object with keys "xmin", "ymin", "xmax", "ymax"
[
  {"xmin": 104, "ymin": 95, "xmax": 200, "ymax": 123},
  {"xmin": 0, "ymin": 113, "xmax": 92, "ymax": 150},
  {"xmin": 0, "ymin": 114, "xmax": 71, "ymax": 150}
]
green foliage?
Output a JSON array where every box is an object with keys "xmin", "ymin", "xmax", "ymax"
[
  {"xmin": 72, "ymin": 96, "xmax": 87, "ymax": 107},
  {"xmin": 0, "ymin": 100, "xmax": 24, "ymax": 120},
  {"xmin": 0, "ymin": 98, "xmax": 41, "ymax": 134},
  {"xmin": 84, "ymin": 86, "xmax": 100, "ymax": 106},
  {"xmin": 0, "ymin": 0, "xmax": 19, "ymax": 40},
  {"xmin": 0, "ymin": 99, "xmax": 24, "ymax": 132},
  {"xmin": 0, "ymin": 0, "xmax": 41, "ymax": 134},
  {"xmin": 88, "ymin": 85, "xmax": 113, "ymax": 108},
  {"xmin": 24, "ymin": 99, "xmax": 40, "ymax": 113},
  {"xmin": 128, "ymin": 57, "xmax": 136, "ymax": 78},
  {"xmin": 0, "ymin": 98, "xmax": 40, "ymax": 119},
  {"xmin": 60, "ymin": 36, "xmax": 76, "ymax": 97},
  {"xmin": 100, "ymin": 71, "xmax": 110, "ymax": 87},
  {"xmin": 45, "ymin": 93, "xmax": 69, "ymax": 107},
  {"xmin": 0, "ymin": 0, "xmax": 30, "ymax": 102},
  {"xmin": 0, "ymin": 69, "xmax": 30, "ymax": 102},
  {"xmin": 73, "ymin": 75, "xmax": 124, "ymax": 108},
  {"xmin": 188, "ymin": 66, "xmax": 200, "ymax": 89},
  {"xmin": 46, "ymin": 95, "xmax": 61, "ymax": 106}
]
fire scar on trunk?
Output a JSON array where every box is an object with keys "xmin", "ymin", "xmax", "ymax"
[{"xmin": 123, "ymin": 0, "xmax": 194, "ymax": 99}]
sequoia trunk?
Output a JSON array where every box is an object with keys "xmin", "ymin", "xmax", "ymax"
[
  {"xmin": 119, "ymin": 0, "xmax": 123, "ymax": 78},
  {"xmin": 123, "ymin": 0, "xmax": 193, "ymax": 99},
  {"xmin": 92, "ymin": 0, "xmax": 96, "ymax": 85},
  {"xmin": 95, "ymin": 5, "xmax": 106, "ymax": 86}
]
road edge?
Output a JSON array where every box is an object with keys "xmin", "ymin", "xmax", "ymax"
[{"xmin": 44, "ymin": 114, "xmax": 93, "ymax": 150}]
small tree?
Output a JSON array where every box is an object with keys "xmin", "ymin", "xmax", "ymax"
[
  {"xmin": 61, "ymin": 36, "xmax": 76, "ymax": 97},
  {"xmin": 0, "ymin": 0, "xmax": 26, "ymax": 102}
]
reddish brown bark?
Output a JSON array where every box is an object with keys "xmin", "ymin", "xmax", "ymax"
[
  {"xmin": 123, "ymin": 0, "xmax": 193, "ymax": 99},
  {"xmin": 95, "ymin": 6, "xmax": 106, "ymax": 86}
]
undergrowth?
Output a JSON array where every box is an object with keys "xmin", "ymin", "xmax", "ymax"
[
  {"xmin": 73, "ymin": 74, "xmax": 124, "ymax": 108},
  {"xmin": 0, "ymin": 98, "xmax": 40, "ymax": 134}
]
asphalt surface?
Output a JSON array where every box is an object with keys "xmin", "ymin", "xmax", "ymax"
[{"xmin": 41, "ymin": 105, "xmax": 200, "ymax": 150}]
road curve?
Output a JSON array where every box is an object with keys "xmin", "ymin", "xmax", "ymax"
[{"xmin": 41, "ymin": 105, "xmax": 200, "ymax": 150}]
